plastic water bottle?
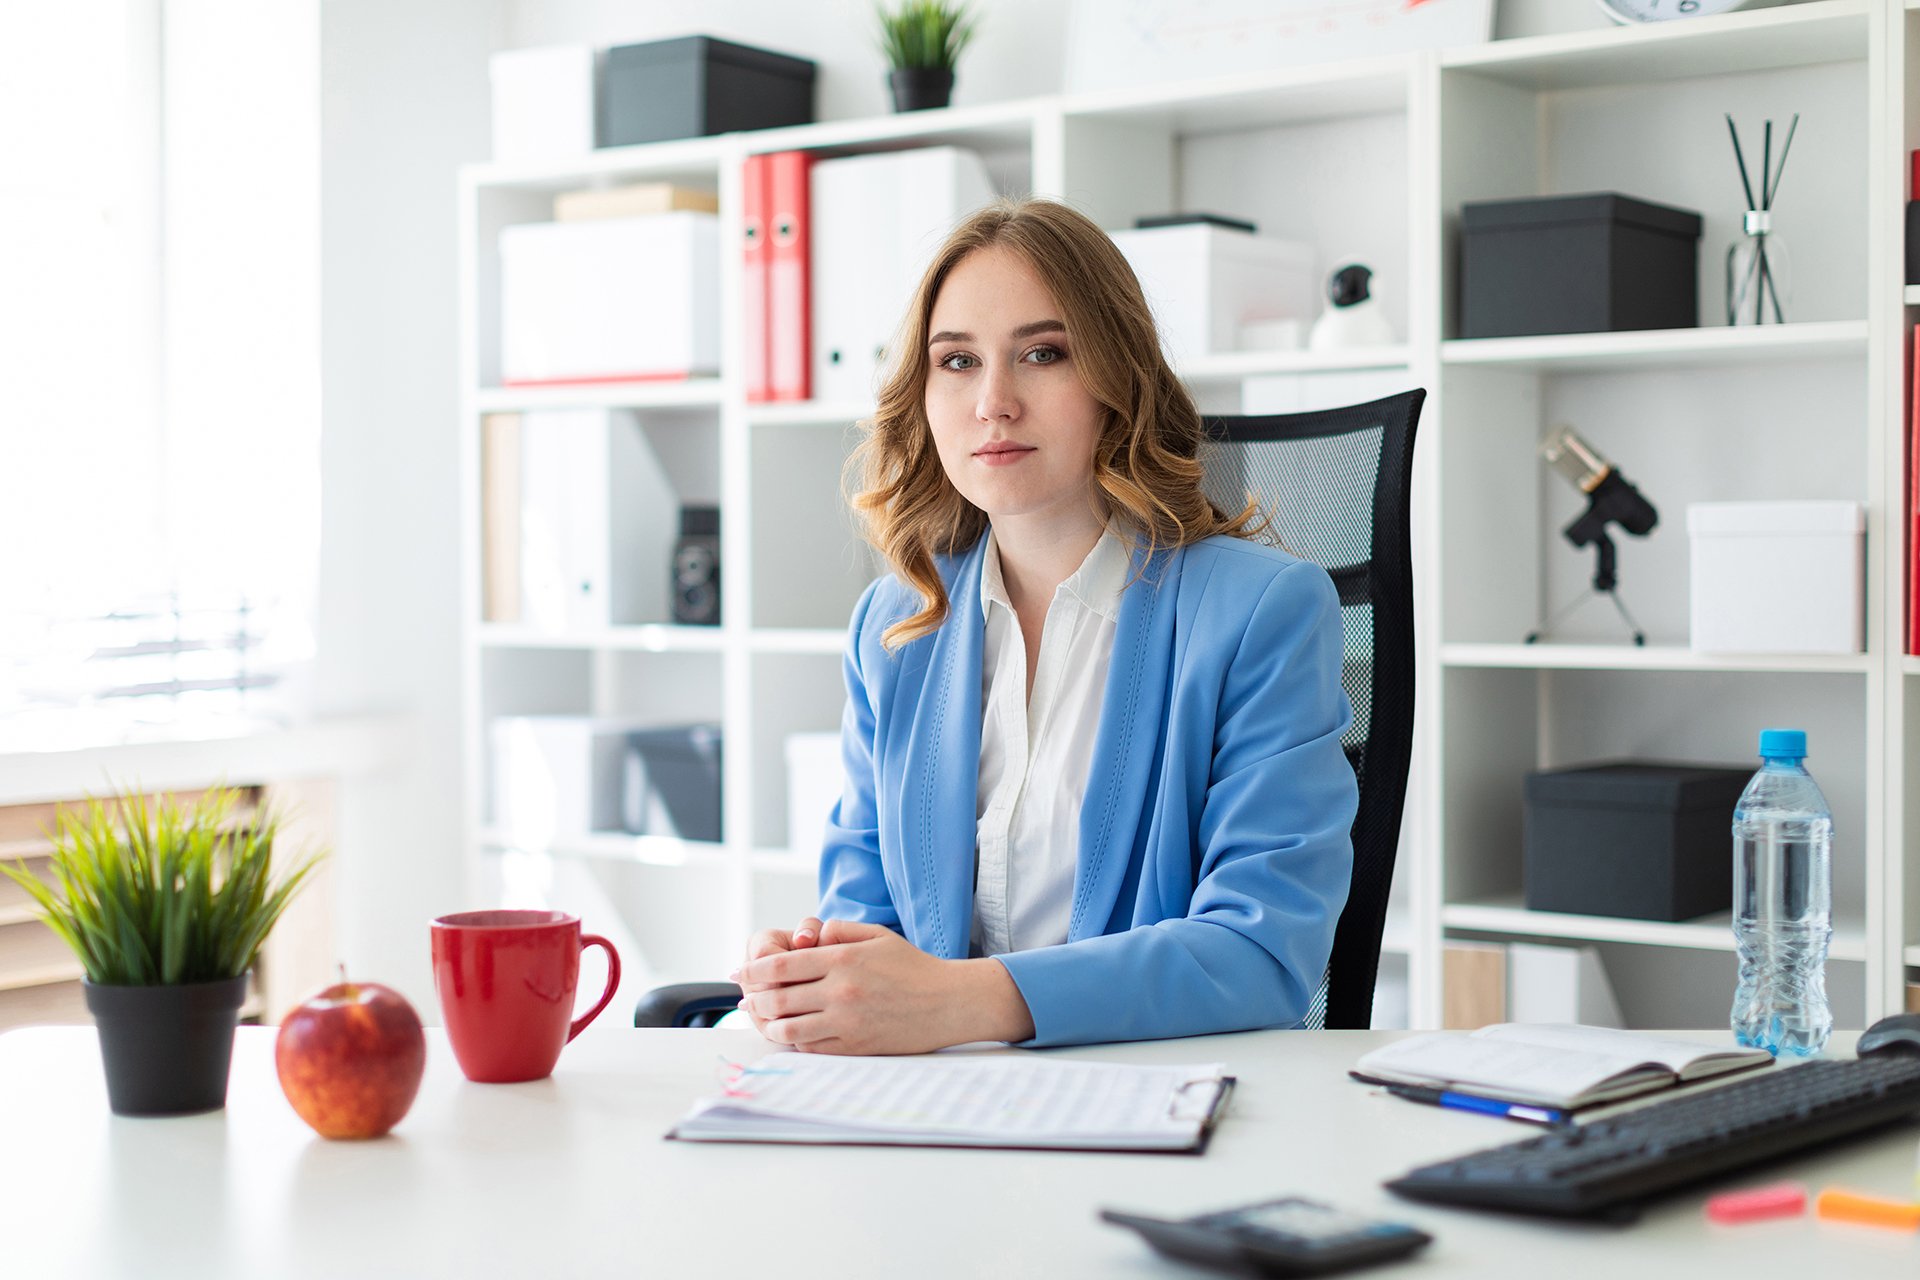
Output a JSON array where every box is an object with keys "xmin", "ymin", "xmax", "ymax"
[{"xmin": 1730, "ymin": 728, "xmax": 1832, "ymax": 1058}]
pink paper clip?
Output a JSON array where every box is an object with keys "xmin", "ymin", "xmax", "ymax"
[{"xmin": 1706, "ymin": 1183, "xmax": 1808, "ymax": 1224}]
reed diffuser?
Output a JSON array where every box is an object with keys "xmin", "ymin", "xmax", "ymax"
[{"xmin": 1724, "ymin": 112, "xmax": 1798, "ymax": 326}]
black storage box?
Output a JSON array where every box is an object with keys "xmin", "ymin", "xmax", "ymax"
[
  {"xmin": 1523, "ymin": 760, "xmax": 1750, "ymax": 922},
  {"xmin": 600, "ymin": 36, "xmax": 815, "ymax": 147},
  {"xmin": 1459, "ymin": 193, "xmax": 1703, "ymax": 338},
  {"xmin": 623, "ymin": 724, "xmax": 723, "ymax": 842}
]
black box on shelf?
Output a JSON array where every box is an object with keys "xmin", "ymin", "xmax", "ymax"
[
  {"xmin": 1459, "ymin": 193, "xmax": 1703, "ymax": 339},
  {"xmin": 1522, "ymin": 760, "xmax": 1750, "ymax": 922},
  {"xmin": 599, "ymin": 36, "xmax": 816, "ymax": 148},
  {"xmin": 624, "ymin": 724, "xmax": 723, "ymax": 842}
]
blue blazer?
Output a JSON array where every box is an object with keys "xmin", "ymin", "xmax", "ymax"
[{"xmin": 817, "ymin": 533, "xmax": 1358, "ymax": 1047}]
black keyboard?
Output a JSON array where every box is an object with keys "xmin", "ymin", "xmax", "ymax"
[{"xmin": 1385, "ymin": 1054, "xmax": 1920, "ymax": 1219}]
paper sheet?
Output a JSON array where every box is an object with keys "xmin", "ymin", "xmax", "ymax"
[{"xmin": 687, "ymin": 1054, "xmax": 1227, "ymax": 1140}]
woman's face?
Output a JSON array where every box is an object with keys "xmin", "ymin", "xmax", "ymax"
[{"xmin": 923, "ymin": 246, "xmax": 1106, "ymax": 532}]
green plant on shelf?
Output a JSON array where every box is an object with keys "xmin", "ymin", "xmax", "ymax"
[
  {"xmin": 1, "ymin": 785, "xmax": 323, "ymax": 986},
  {"xmin": 874, "ymin": 0, "xmax": 978, "ymax": 71}
]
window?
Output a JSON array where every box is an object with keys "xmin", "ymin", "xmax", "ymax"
[{"xmin": 0, "ymin": 0, "xmax": 320, "ymax": 747}]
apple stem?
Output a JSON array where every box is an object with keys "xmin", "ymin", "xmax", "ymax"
[{"xmin": 338, "ymin": 961, "xmax": 348, "ymax": 986}]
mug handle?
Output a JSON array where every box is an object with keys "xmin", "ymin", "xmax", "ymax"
[{"xmin": 567, "ymin": 934, "xmax": 622, "ymax": 1043}]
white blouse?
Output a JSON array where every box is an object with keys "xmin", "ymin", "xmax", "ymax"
[{"xmin": 970, "ymin": 527, "xmax": 1130, "ymax": 958}]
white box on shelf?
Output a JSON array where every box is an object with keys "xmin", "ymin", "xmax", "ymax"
[
  {"xmin": 810, "ymin": 146, "xmax": 997, "ymax": 405},
  {"xmin": 491, "ymin": 716, "xmax": 656, "ymax": 839},
  {"xmin": 500, "ymin": 213, "xmax": 719, "ymax": 386},
  {"xmin": 518, "ymin": 409, "xmax": 677, "ymax": 631},
  {"xmin": 1687, "ymin": 501, "xmax": 1865, "ymax": 655},
  {"xmin": 1107, "ymin": 224, "xmax": 1315, "ymax": 364},
  {"xmin": 489, "ymin": 45, "xmax": 597, "ymax": 164},
  {"xmin": 785, "ymin": 731, "xmax": 843, "ymax": 862}
]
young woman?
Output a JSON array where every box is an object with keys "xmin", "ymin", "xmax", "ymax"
[{"xmin": 731, "ymin": 197, "xmax": 1358, "ymax": 1053}]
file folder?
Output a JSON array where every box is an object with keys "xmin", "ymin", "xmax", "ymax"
[
  {"xmin": 742, "ymin": 154, "xmax": 771, "ymax": 403},
  {"xmin": 767, "ymin": 150, "xmax": 814, "ymax": 402}
]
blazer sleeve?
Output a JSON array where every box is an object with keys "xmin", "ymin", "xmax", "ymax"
[
  {"xmin": 996, "ymin": 559, "xmax": 1358, "ymax": 1046},
  {"xmin": 816, "ymin": 579, "xmax": 902, "ymax": 931}
]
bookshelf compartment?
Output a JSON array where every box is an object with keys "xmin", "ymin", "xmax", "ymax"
[
  {"xmin": 749, "ymin": 652, "xmax": 848, "ymax": 855},
  {"xmin": 1440, "ymin": 59, "xmax": 1867, "ymax": 342},
  {"xmin": 1440, "ymin": 666, "xmax": 1868, "ymax": 929},
  {"xmin": 1439, "ymin": 358, "xmax": 1867, "ymax": 650},
  {"xmin": 748, "ymin": 421, "xmax": 883, "ymax": 632}
]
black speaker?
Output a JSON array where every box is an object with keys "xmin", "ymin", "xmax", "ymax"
[{"xmin": 672, "ymin": 505, "xmax": 721, "ymax": 626}]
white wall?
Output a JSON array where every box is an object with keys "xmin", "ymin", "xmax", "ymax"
[{"xmin": 315, "ymin": 0, "xmax": 503, "ymax": 1011}]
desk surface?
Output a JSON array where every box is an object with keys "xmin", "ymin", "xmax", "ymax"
[{"xmin": 2, "ymin": 1025, "xmax": 1916, "ymax": 1279}]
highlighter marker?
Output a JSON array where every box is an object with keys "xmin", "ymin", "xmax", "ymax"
[{"xmin": 1814, "ymin": 1188, "xmax": 1920, "ymax": 1232}]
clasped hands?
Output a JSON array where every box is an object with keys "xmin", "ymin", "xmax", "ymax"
[{"xmin": 731, "ymin": 917, "xmax": 1035, "ymax": 1055}]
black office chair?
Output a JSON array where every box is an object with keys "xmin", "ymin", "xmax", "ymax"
[
  {"xmin": 1198, "ymin": 388, "xmax": 1423, "ymax": 1030},
  {"xmin": 635, "ymin": 389, "xmax": 1424, "ymax": 1032}
]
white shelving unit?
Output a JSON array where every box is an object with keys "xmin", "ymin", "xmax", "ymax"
[{"xmin": 457, "ymin": 0, "xmax": 1920, "ymax": 1023}]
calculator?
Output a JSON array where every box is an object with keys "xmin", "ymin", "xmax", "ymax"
[{"xmin": 1101, "ymin": 1197, "xmax": 1432, "ymax": 1277}]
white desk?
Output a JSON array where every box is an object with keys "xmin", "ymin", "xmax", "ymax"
[{"xmin": 2, "ymin": 1026, "xmax": 1916, "ymax": 1278}]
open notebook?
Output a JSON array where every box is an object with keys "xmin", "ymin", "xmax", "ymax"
[
  {"xmin": 1352, "ymin": 1024, "xmax": 1774, "ymax": 1110},
  {"xmin": 667, "ymin": 1053, "xmax": 1234, "ymax": 1153}
]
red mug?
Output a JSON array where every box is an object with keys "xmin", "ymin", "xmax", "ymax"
[{"xmin": 430, "ymin": 910, "xmax": 621, "ymax": 1083}]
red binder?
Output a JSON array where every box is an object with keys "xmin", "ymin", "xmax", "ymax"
[
  {"xmin": 742, "ymin": 153, "xmax": 771, "ymax": 403},
  {"xmin": 767, "ymin": 150, "xmax": 814, "ymax": 402},
  {"xmin": 1910, "ymin": 325, "xmax": 1919, "ymax": 653}
]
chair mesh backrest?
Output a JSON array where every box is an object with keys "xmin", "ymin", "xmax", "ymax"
[{"xmin": 1201, "ymin": 390, "xmax": 1423, "ymax": 1030}]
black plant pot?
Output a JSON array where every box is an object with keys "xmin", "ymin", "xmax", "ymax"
[
  {"xmin": 888, "ymin": 67, "xmax": 954, "ymax": 113},
  {"xmin": 83, "ymin": 974, "xmax": 248, "ymax": 1116}
]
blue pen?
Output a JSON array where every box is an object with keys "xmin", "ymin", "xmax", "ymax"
[{"xmin": 1384, "ymin": 1082, "xmax": 1568, "ymax": 1127}]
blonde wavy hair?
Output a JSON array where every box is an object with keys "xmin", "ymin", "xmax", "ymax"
[{"xmin": 847, "ymin": 196, "xmax": 1265, "ymax": 650}]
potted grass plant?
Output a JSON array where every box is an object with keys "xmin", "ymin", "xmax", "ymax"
[
  {"xmin": 1, "ymin": 785, "xmax": 321, "ymax": 1116},
  {"xmin": 876, "ymin": 0, "xmax": 978, "ymax": 113}
]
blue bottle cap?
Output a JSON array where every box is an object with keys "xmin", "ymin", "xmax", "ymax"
[{"xmin": 1758, "ymin": 728, "xmax": 1807, "ymax": 760}]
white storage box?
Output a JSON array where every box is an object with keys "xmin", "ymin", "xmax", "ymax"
[
  {"xmin": 500, "ymin": 212, "xmax": 719, "ymax": 385},
  {"xmin": 1687, "ymin": 501, "xmax": 1864, "ymax": 654},
  {"xmin": 491, "ymin": 716, "xmax": 658, "ymax": 839},
  {"xmin": 785, "ymin": 731, "xmax": 844, "ymax": 861},
  {"xmin": 1107, "ymin": 224, "xmax": 1315, "ymax": 363},
  {"xmin": 490, "ymin": 46, "xmax": 597, "ymax": 163}
]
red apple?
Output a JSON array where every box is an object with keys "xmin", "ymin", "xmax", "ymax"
[{"xmin": 275, "ymin": 973, "xmax": 427, "ymax": 1140}]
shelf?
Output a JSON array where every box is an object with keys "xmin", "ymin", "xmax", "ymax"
[
  {"xmin": 1905, "ymin": 656, "xmax": 1920, "ymax": 676},
  {"xmin": 1905, "ymin": 287, "xmax": 1920, "ymax": 306},
  {"xmin": 0, "ymin": 905, "xmax": 44, "ymax": 928},
  {"xmin": 1440, "ymin": 321, "xmax": 1867, "ymax": 373},
  {"xmin": 1442, "ymin": 0, "xmax": 1867, "ymax": 90},
  {"xmin": 745, "ymin": 400, "xmax": 874, "ymax": 427},
  {"xmin": 1443, "ymin": 895, "xmax": 1869, "ymax": 964},
  {"xmin": 0, "ymin": 962, "xmax": 85, "ymax": 994},
  {"xmin": 477, "ymin": 828, "xmax": 730, "ymax": 869},
  {"xmin": 1441, "ymin": 643, "xmax": 1871, "ymax": 674},
  {"xmin": 748, "ymin": 629, "xmax": 847, "ymax": 655},
  {"xmin": 475, "ymin": 623, "xmax": 728, "ymax": 653},
  {"xmin": 742, "ymin": 97, "xmax": 1042, "ymax": 160},
  {"xmin": 1061, "ymin": 55, "xmax": 1410, "ymax": 133},
  {"xmin": 472, "ymin": 380, "xmax": 724, "ymax": 414},
  {"xmin": 1907, "ymin": 944, "xmax": 1920, "ymax": 967},
  {"xmin": 463, "ymin": 133, "xmax": 730, "ymax": 193},
  {"xmin": 1178, "ymin": 346, "xmax": 1412, "ymax": 384}
]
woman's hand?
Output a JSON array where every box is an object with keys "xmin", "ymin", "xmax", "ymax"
[
  {"xmin": 735, "ymin": 919, "xmax": 1035, "ymax": 1054},
  {"xmin": 733, "ymin": 916, "xmax": 821, "ymax": 1038}
]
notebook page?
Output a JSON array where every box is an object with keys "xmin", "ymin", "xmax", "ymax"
[
  {"xmin": 691, "ymin": 1055, "xmax": 1226, "ymax": 1140},
  {"xmin": 1356, "ymin": 1033, "xmax": 1661, "ymax": 1105},
  {"xmin": 1475, "ymin": 1024, "xmax": 1769, "ymax": 1074}
]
